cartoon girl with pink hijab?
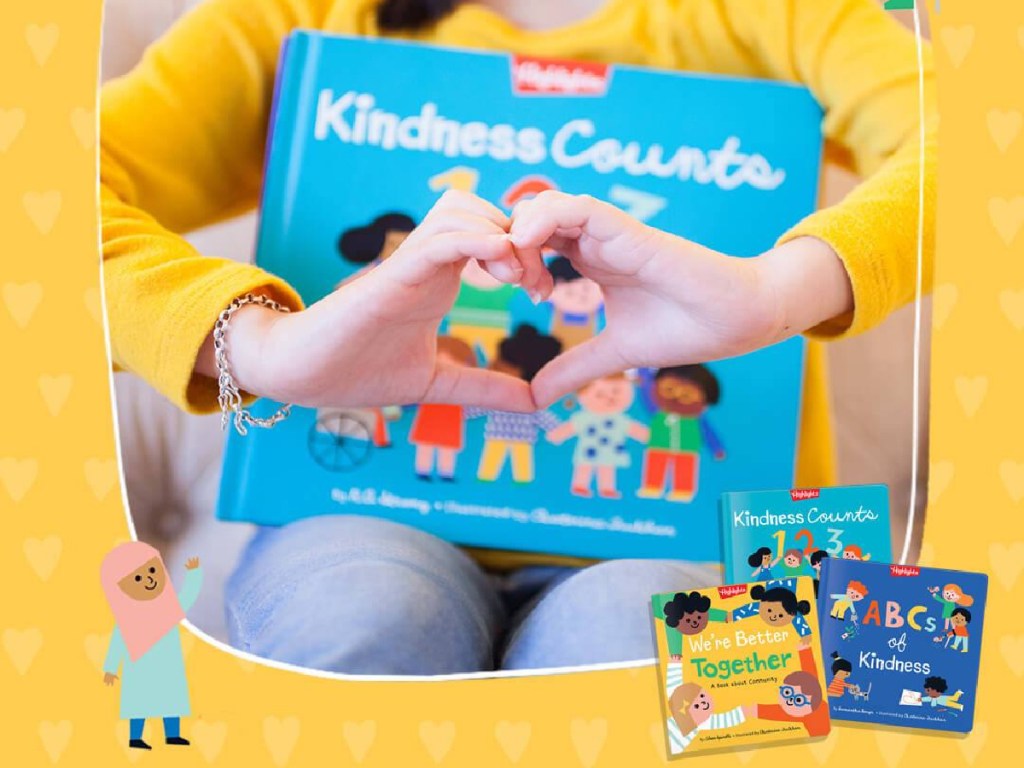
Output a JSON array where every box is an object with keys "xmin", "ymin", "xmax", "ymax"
[{"xmin": 100, "ymin": 542, "xmax": 202, "ymax": 751}]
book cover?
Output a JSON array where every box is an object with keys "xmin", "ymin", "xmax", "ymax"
[
  {"xmin": 652, "ymin": 577, "xmax": 830, "ymax": 757},
  {"xmin": 720, "ymin": 485, "xmax": 892, "ymax": 590},
  {"xmin": 817, "ymin": 559, "xmax": 987, "ymax": 732},
  {"xmin": 218, "ymin": 31, "xmax": 825, "ymax": 561}
]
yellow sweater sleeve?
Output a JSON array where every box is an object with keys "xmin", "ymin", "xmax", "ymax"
[
  {"xmin": 712, "ymin": 0, "xmax": 936, "ymax": 338},
  {"xmin": 99, "ymin": 0, "xmax": 344, "ymax": 412}
]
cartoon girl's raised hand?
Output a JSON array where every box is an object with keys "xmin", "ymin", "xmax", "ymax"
[
  {"xmin": 508, "ymin": 191, "xmax": 853, "ymax": 407},
  {"xmin": 203, "ymin": 191, "xmax": 545, "ymax": 413}
]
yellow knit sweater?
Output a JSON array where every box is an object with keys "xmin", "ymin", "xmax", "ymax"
[{"xmin": 100, "ymin": 0, "xmax": 935, "ymax": 567}]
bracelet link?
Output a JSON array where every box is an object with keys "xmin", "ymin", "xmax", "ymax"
[{"xmin": 214, "ymin": 293, "xmax": 292, "ymax": 435}]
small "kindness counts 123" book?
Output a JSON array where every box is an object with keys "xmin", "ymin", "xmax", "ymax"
[
  {"xmin": 817, "ymin": 559, "xmax": 987, "ymax": 733},
  {"xmin": 652, "ymin": 577, "xmax": 830, "ymax": 757},
  {"xmin": 720, "ymin": 485, "xmax": 891, "ymax": 591}
]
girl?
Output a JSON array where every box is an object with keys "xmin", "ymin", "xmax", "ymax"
[
  {"xmin": 747, "ymin": 547, "xmax": 776, "ymax": 581},
  {"xmin": 102, "ymin": 0, "xmax": 934, "ymax": 673},
  {"xmin": 544, "ymin": 373, "xmax": 649, "ymax": 499},
  {"xmin": 929, "ymin": 584, "xmax": 975, "ymax": 631},
  {"xmin": 664, "ymin": 681, "xmax": 748, "ymax": 756},
  {"xmin": 409, "ymin": 336, "xmax": 477, "ymax": 481},
  {"xmin": 826, "ymin": 651, "xmax": 859, "ymax": 698},
  {"xmin": 732, "ymin": 583, "xmax": 814, "ymax": 637},
  {"xmin": 101, "ymin": 543, "xmax": 202, "ymax": 750}
]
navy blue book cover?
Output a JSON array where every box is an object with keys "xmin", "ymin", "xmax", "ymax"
[{"xmin": 817, "ymin": 559, "xmax": 987, "ymax": 732}]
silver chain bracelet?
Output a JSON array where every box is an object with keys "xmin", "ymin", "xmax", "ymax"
[{"xmin": 214, "ymin": 293, "xmax": 292, "ymax": 435}]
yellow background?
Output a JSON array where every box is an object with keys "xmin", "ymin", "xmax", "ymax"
[
  {"xmin": 653, "ymin": 578, "xmax": 827, "ymax": 754},
  {"xmin": 1, "ymin": 0, "xmax": 1020, "ymax": 765}
]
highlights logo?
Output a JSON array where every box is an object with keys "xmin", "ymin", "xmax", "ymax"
[
  {"xmin": 883, "ymin": 0, "xmax": 915, "ymax": 9},
  {"xmin": 511, "ymin": 55, "xmax": 611, "ymax": 96}
]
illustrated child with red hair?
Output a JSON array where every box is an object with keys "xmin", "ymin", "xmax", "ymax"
[
  {"xmin": 842, "ymin": 544, "xmax": 870, "ymax": 561},
  {"xmin": 928, "ymin": 583, "xmax": 975, "ymax": 631},
  {"xmin": 829, "ymin": 580, "xmax": 868, "ymax": 621}
]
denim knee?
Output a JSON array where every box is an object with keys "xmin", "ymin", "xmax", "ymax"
[
  {"xmin": 226, "ymin": 515, "xmax": 503, "ymax": 675},
  {"xmin": 501, "ymin": 559, "xmax": 720, "ymax": 670}
]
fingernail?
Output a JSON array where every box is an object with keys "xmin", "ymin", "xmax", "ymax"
[{"xmin": 527, "ymin": 289, "xmax": 543, "ymax": 305}]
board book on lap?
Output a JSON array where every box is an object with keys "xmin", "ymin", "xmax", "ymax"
[
  {"xmin": 652, "ymin": 577, "xmax": 829, "ymax": 757},
  {"xmin": 217, "ymin": 32, "xmax": 824, "ymax": 560},
  {"xmin": 720, "ymin": 484, "xmax": 892, "ymax": 587},
  {"xmin": 817, "ymin": 559, "xmax": 987, "ymax": 733}
]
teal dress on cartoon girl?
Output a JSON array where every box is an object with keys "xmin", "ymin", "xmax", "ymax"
[{"xmin": 103, "ymin": 568, "xmax": 203, "ymax": 721}]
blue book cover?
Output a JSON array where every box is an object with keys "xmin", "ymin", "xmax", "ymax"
[
  {"xmin": 817, "ymin": 559, "xmax": 987, "ymax": 733},
  {"xmin": 217, "ymin": 31, "xmax": 825, "ymax": 561},
  {"xmin": 720, "ymin": 485, "xmax": 892, "ymax": 587}
]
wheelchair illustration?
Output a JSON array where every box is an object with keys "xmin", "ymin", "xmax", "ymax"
[{"xmin": 307, "ymin": 408, "xmax": 376, "ymax": 472}]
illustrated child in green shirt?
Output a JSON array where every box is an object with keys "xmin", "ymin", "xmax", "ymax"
[
  {"xmin": 637, "ymin": 365, "xmax": 725, "ymax": 503},
  {"xmin": 656, "ymin": 590, "xmax": 731, "ymax": 660}
]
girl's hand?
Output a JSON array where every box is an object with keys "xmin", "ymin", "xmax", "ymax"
[
  {"xmin": 103, "ymin": 672, "xmax": 117, "ymax": 686},
  {"xmin": 508, "ymin": 191, "xmax": 853, "ymax": 407},
  {"xmin": 221, "ymin": 191, "xmax": 543, "ymax": 412},
  {"xmin": 185, "ymin": 557, "xmax": 200, "ymax": 570}
]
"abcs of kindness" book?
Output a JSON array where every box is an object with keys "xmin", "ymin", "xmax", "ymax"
[
  {"xmin": 817, "ymin": 559, "xmax": 987, "ymax": 733},
  {"xmin": 720, "ymin": 485, "xmax": 891, "ymax": 591},
  {"xmin": 652, "ymin": 577, "xmax": 830, "ymax": 757},
  {"xmin": 218, "ymin": 32, "xmax": 825, "ymax": 561}
]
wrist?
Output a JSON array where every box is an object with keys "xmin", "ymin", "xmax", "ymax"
[
  {"xmin": 753, "ymin": 236, "xmax": 854, "ymax": 343},
  {"xmin": 221, "ymin": 303, "xmax": 288, "ymax": 399}
]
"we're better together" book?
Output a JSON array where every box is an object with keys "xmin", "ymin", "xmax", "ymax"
[
  {"xmin": 652, "ymin": 577, "xmax": 830, "ymax": 757},
  {"xmin": 817, "ymin": 559, "xmax": 987, "ymax": 733}
]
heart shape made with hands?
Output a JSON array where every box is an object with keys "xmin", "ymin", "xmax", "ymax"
[
  {"xmin": 496, "ymin": 189, "xmax": 781, "ymax": 409},
  {"xmin": 265, "ymin": 189, "xmax": 795, "ymax": 417}
]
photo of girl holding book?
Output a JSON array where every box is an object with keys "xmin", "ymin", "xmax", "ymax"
[{"xmin": 101, "ymin": 0, "xmax": 934, "ymax": 674}]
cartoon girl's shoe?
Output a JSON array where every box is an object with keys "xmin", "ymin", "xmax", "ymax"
[
  {"xmin": 666, "ymin": 491, "xmax": 695, "ymax": 502},
  {"xmin": 636, "ymin": 487, "xmax": 662, "ymax": 499}
]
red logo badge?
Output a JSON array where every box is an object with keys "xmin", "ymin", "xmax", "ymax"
[
  {"xmin": 790, "ymin": 488, "xmax": 820, "ymax": 501},
  {"xmin": 511, "ymin": 55, "xmax": 611, "ymax": 96},
  {"xmin": 890, "ymin": 564, "xmax": 921, "ymax": 577},
  {"xmin": 717, "ymin": 584, "xmax": 748, "ymax": 599}
]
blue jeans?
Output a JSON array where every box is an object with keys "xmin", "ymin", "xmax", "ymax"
[{"xmin": 226, "ymin": 516, "xmax": 719, "ymax": 674}]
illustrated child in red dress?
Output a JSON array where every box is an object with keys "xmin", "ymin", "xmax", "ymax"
[{"xmin": 409, "ymin": 336, "xmax": 478, "ymax": 482}]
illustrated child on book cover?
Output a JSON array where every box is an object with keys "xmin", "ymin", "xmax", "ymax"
[
  {"xmin": 818, "ymin": 560, "xmax": 987, "ymax": 732},
  {"xmin": 731, "ymin": 580, "xmax": 814, "ymax": 637},
  {"xmin": 748, "ymin": 639, "xmax": 830, "ymax": 737},
  {"xmin": 545, "ymin": 373, "xmax": 650, "ymax": 499},
  {"xmin": 928, "ymin": 583, "xmax": 975, "ymax": 631},
  {"xmin": 934, "ymin": 607, "xmax": 972, "ymax": 652},
  {"xmin": 408, "ymin": 336, "xmax": 478, "ymax": 481},
  {"xmin": 829, "ymin": 579, "xmax": 869, "ymax": 621},
  {"xmin": 653, "ymin": 579, "xmax": 829, "ymax": 757},
  {"xmin": 637, "ymin": 365, "xmax": 725, "ymax": 503},
  {"xmin": 546, "ymin": 256, "xmax": 603, "ymax": 350},
  {"xmin": 827, "ymin": 651, "xmax": 861, "ymax": 698},
  {"xmin": 469, "ymin": 325, "xmax": 562, "ymax": 484}
]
